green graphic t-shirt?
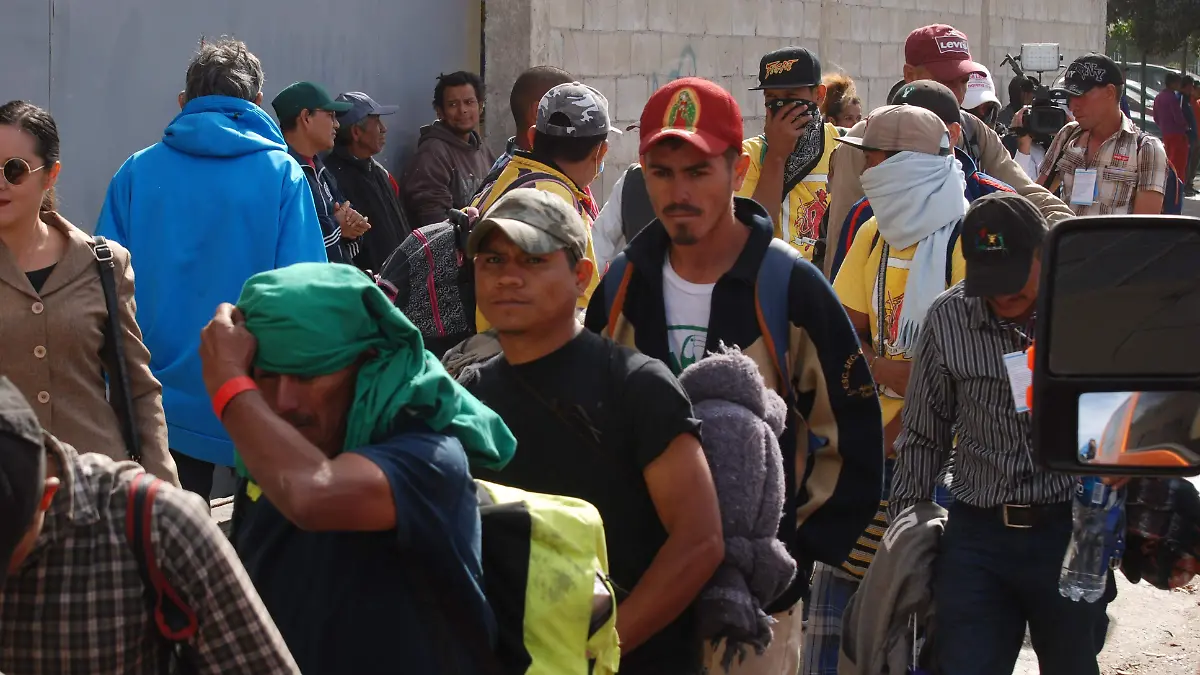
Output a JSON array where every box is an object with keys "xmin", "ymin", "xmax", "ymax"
[{"xmin": 662, "ymin": 258, "xmax": 714, "ymax": 374}]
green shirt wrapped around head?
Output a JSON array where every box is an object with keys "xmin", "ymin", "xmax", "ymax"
[{"xmin": 232, "ymin": 262, "xmax": 515, "ymax": 478}]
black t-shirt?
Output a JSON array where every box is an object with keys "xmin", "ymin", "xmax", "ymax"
[
  {"xmin": 462, "ymin": 330, "xmax": 703, "ymax": 674},
  {"xmin": 231, "ymin": 427, "xmax": 493, "ymax": 674}
]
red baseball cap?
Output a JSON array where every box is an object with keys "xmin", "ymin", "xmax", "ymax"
[
  {"xmin": 905, "ymin": 24, "xmax": 986, "ymax": 83},
  {"xmin": 638, "ymin": 77, "xmax": 744, "ymax": 156}
]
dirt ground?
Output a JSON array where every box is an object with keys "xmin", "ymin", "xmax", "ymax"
[{"xmin": 1012, "ymin": 575, "xmax": 1200, "ymax": 675}]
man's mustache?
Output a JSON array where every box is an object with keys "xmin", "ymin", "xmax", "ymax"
[{"xmin": 663, "ymin": 203, "xmax": 702, "ymax": 216}]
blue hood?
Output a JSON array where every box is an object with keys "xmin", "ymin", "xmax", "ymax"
[
  {"xmin": 162, "ymin": 96, "xmax": 287, "ymax": 158},
  {"xmin": 95, "ymin": 93, "xmax": 328, "ymax": 467}
]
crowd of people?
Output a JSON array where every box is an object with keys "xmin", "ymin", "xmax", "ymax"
[{"xmin": 0, "ymin": 18, "xmax": 1182, "ymax": 675}]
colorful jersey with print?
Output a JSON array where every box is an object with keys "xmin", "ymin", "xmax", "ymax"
[
  {"xmin": 470, "ymin": 152, "xmax": 601, "ymax": 331},
  {"xmin": 832, "ymin": 217, "xmax": 967, "ymax": 429},
  {"xmin": 737, "ymin": 123, "xmax": 840, "ymax": 260}
]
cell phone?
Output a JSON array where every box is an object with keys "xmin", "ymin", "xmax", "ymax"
[{"xmin": 766, "ymin": 98, "xmax": 815, "ymax": 115}]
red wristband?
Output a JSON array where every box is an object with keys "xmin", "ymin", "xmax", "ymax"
[{"xmin": 212, "ymin": 376, "xmax": 258, "ymax": 420}]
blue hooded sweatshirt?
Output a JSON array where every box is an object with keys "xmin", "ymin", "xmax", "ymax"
[{"xmin": 96, "ymin": 95, "xmax": 327, "ymax": 467}]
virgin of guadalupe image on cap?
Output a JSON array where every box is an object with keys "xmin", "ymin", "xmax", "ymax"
[{"xmin": 665, "ymin": 88, "xmax": 700, "ymax": 131}]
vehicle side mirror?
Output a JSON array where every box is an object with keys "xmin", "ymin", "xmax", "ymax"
[{"xmin": 1033, "ymin": 215, "xmax": 1200, "ymax": 477}]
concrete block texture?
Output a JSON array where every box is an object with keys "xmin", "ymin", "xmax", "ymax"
[
  {"xmin": 597, "ymin": 32, "xmax": 633, "ymax": 76},
  {"xmin": 647, "ymin": 0, "xmax": 678, "ymax": 32},
  {"xmin": 547, "ymin": 0, "xmax": 585, "ymax": 29},
  {"xmin": 484, "ymin": 0, "xmax": 1105, "ymax": 186}
]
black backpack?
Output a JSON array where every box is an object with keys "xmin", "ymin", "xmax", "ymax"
[
  {"xmin": 619, "ymin": 165, "xmax": 657, "ymax": 245},
  {"xmin": 377, "ymin": 173, "xmax": 578, "ymax": 357}
]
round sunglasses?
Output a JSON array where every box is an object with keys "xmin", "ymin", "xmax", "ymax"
[{"xmin": 2, "ymin": 157, "xmax": 46, "ymax": 186}]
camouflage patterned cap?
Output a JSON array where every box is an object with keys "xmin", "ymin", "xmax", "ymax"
[{"xmin": 536, "ymin": 82, "xmax": 622, "ymax": 138}]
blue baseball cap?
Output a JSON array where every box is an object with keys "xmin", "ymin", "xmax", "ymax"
[{"xmin": 335, "ymin": 92, "xmax": 399, "ymax": 127}]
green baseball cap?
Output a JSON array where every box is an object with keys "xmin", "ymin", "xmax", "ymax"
[{"xmin": 271, "ymin": 81, "xmax": 352, "ymax": 124}]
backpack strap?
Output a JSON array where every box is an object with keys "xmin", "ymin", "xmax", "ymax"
[
  {"xmin": 500, "ymin": 171, "xmax": 583, "ymax": 212},
  {"xmin": 125, "ymin": 473, "xmax": 199, "ymax": 672},
  {"xmin": 92, "ymin": 237, "xmax": 142, "ymax": 464},
  {"xmin": 946, "ymin": 219, "xmax": 962, "ymax": 288},
  {"xmin": 754, "ymin": 239, "xmax": 801, "ymax": 400},
  {"xmin": 1041, "ymin": 124, "xmax": 1086, "ymax": 193},
  {"xmin": 602, "ymin": 253, "xmax": 633, "ymax": 338}
]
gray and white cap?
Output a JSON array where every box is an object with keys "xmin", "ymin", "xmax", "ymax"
[{"xmin": 536, "ymin": 82, "xmax": 622, "ymax": 138}]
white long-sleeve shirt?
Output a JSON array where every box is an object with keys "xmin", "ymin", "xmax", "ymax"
[{"xmin": 593, "ymin": 166, "xmax": 631, "ymax": 273}]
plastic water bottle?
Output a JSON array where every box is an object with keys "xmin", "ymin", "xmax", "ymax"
[{"xmin": 1059, "ymin": 476, "xmax": 1125, "ymax": 602}]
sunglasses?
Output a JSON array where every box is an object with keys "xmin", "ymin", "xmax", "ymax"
[{"xmin": 2, "ymin": 158, "xmax": 46, "ymax": 186}]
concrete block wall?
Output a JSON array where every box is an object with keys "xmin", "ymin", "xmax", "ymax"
[{"xmin": 485, "ymin": 0, "xmax": 1108, "ymax": 204}]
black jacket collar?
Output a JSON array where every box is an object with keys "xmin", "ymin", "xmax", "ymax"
[{"xmin": 625, "ymin": 196, "xmax": 775, "ymax": 285}]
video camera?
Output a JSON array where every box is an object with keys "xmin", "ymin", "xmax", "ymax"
[{"xmin": 1002, "ymin": 44, "xmax": 1069, "ymax": 148}]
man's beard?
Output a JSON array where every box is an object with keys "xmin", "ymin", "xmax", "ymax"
[
  {"xmin": 663, "ymin": 203, "xmax": 704, "ymax": 245},
  {"xmin": 670, "ymin": 228, "xmax": 700, "ymax": 245}
]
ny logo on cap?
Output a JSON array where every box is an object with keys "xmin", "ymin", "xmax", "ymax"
[
  {"xmin": 976, "ymin": 228, "xmax": 1007, "ymax": 252},
  {"xmin": 1067, "ymin": 62, "xmax": 1107, "ymax": 83},
  {"xmin": 764, "ymin": 58, "xmax": 801, "ymax": 77},
  {"xmin": 935, "ymin": 33, "xmax": 970, "ymax": 55},
  {"xmin": 664, "ymin": 87, "xmax": 701, "ymax": 131}
]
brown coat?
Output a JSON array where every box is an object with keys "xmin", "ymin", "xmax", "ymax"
[
  {"xmin": 400, "ymin": 121, "xmax": 497, "ymax": 226},
  {"xmin": 0, "ymin": 212, "xmax": 177, "ymax": 484}
]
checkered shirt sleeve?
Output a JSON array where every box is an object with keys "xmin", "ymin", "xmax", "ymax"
[
  {"xmin": 151, "ymin": 478, "xmax": 300, "ymax": 673},
  {"xmin": 1136, "ymin": 134, "xmax": 1169, "ymax": 195},
  {"xmin": 0, "ymin": 444, "xmax": 298, "ymax": 675}
]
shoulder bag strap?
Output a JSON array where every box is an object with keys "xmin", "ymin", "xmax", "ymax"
[
  {"xmin": 1041, "ymin": 125, "xmax": 1086, "ymax": 193},
  {"xmin": 754, "ymin": 239, "xmax": 801, "ymax": 400},
  {"xmin": 92, "ymin": 236, "xmax": 142, "ymax": 464},
  {"xmin": 126, "ymin": 473, "xmax": 200, "ymax": 675}
]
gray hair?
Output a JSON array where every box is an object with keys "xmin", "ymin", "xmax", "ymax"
[
  {"xmin": 183, "ymin": 37, "xmax": 265, "ymax": 103},
  {"xmin": 334, "ymin": 117, "xmax": 370, "ymax": 147}
]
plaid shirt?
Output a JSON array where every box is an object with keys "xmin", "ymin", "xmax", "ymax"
[
  {"xmin": 0, "ymin": 438, "xmax": 298, "ymax": 674},
  {"xmin": 1037, "ymin": 115, "xmax": 1168, "ymax": 216}
]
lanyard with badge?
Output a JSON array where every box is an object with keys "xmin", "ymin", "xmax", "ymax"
[{"xmin": 1001, "ymin": 316, "xmax": 1036, "ymax": 414}]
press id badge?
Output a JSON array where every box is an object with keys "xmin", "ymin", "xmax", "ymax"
[
  {"xmin": 1003, "ymin": 351, "xmax": 1032, "ymax": 413},
  {"xmin": 1070, "ymin": 168, "xmax": 1098, "ymax": 206}
]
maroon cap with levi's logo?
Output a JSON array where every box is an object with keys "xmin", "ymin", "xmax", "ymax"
[{"xmin": 905, "ymin": 24, "xmax": 987, "ymax": 83}]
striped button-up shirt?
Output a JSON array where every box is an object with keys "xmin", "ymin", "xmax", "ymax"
[{"xmin": 889, "ymin": 284, "xmax": 1074, "ymax": 520}]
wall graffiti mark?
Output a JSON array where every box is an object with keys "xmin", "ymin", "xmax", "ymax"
[{"xmin": 651, "ymin": 44, "xmax": 697, "ymax": 91}]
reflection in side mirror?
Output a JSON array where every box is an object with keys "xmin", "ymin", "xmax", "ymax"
[
  {"xmin": 1034, "ymin": 215, "xmax": 1200, "ymax": 477},
  {"xmin": 1077, "ymin": 392, "xmax": 1200, "ymax": 469}
]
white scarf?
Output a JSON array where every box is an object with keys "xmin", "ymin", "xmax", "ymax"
[{"xmin": 861, "ymin": 150, "xmax": 968, "ymax": 356}]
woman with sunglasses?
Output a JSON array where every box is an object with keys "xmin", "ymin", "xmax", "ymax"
[{"xmin": 0, "ymin": 101, "xmax": 177, "ymax": 484}]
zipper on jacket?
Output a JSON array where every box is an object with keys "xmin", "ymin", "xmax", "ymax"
[{"xmin": 412, "ymin": 229, "xmax": 446, "ymax": 337}]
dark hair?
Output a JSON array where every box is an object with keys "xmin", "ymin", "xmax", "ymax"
[
  {"xmin": 510, "ymin": 66, "xmax": 573, "ymax": 131},
  {"xmin": 1167, "ymin": 72, "xmax": 1184, "ymax": 87},
  {"xmin": 434, "ymin": 71, "xmax": 484, "ymax": 109},
  {"xmin": 0, "ymin": 101, "xmax": 60, "ymax": 212},
  {"xmin": 1007, "ymin": 76, "xmax": 1035, "ymax": 108},
  {"xmin": 820, "ymin": 73, "xmax": 860, "ymax": 119},
  {"xmin": 532, "ymin": 130, "xmax": 607, "ymax": 163},
  {"xmin": 184, "ymin": 37, "xmax": 264, "ymax": 103},
  {"xmin": 1185, "ymin": 75, "xmax": 1197, "ymax": 87}
]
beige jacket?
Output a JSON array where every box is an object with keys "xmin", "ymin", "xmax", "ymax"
[
  {"xmin": 0, "ymin": 212, "xmax": 177, "ymax": 484},
  {"xmin": 824, "ymin": 114, "xmax": 1075, "ymax": 278}
]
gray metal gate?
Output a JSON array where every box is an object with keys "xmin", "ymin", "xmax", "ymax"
[{"xmin": 2, "ymin": 0, "xmax": 481, "ymax": 230}]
